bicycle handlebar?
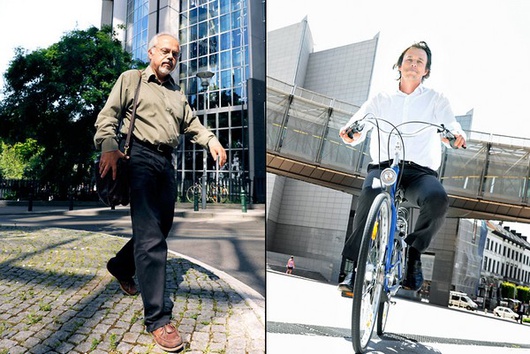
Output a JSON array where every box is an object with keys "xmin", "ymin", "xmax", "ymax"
[{"xmin": 345, "ymin": 117, "xmax": 466, "ymax": 149}]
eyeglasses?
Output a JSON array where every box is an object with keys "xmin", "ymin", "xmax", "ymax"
[{"xmin": 154, "ymin": 46, "xmax": 180, "ymax": 60}]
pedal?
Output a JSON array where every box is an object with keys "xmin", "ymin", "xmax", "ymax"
[{"xmin": 341, "ymin": 290, "xmax": 354, "ymax": 298}]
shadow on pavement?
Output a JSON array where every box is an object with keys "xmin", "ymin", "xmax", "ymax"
[
  {"xmin": 366, "ymin": 333, "xmax": 443, "ymax": 353},
  {"xmin": 0, "ymin": 226, "xmax": 261, "ymax": 353}
]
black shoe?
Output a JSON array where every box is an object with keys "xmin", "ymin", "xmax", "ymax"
[
  {"xmin": 402, "ymin": 259, "xmax": 424, "ymax": 291},
  {"xmin": 337, "ymin": 271, "xmax": 355, "ymax": 292}
]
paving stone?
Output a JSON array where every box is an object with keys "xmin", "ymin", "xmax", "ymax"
[
  {"xmin": 54, "ymin": 341, "xmax": 76, "ymax": 354},
  {"xmin": 0, "ymin": 226, "xmax": 265, "ymax": 353}
]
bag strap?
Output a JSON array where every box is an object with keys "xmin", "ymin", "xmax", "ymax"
[{"xmin": 123, "ymin": 70, "xmax": 143, "ymax": 156}]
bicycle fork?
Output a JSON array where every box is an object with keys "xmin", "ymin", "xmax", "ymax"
[{"xmin": 381, "ymin": 201, "xmax": 407, "ymax": 300}]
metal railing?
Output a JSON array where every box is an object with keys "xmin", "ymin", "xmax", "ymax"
[
  {"xmin": 0, "ymin": 176, "xmax": 265, "ymax": 206},
  {"xmin": 267, "ymin": 76, "xmax": 530, "ymax": 207}
]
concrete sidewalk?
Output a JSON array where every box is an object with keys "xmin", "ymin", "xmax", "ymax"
[
  {"xmin": 0, "ymin": 204, "xmax": 265, "ymax": 353},
  {"xmin": 267, "ymin": 269, "xmax": 530, "ymax": 354},
  {"xmin": 0, "ymin": 200, "xmax": 265, "ymax": 219}
]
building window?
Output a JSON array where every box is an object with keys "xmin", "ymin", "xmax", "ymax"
[{"xmin": 126, "ymin": 0, "xmax": 149, "ymax": 63}]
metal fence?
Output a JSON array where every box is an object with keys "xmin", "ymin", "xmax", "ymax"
[{"xmin": 0, "ymin": 176, "xmax": 265, "ymax": 205}]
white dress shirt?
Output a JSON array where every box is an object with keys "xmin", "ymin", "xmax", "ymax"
[{"xmin": 342, "ymin": 84, "xmax": 466, "ymax": 171}]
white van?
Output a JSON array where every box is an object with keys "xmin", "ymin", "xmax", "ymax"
[{"xmin": 449, "ymin": 291, "xmax": 478, "ymax": 311}]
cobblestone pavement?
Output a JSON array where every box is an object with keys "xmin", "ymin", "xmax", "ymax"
[{"xmin": 0, "ymin": 226, "xmax": 265, "ymax": 353}]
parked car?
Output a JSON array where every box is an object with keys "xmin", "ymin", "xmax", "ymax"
[
  {"xmin": 449, "ymin": 291, "xmax": 478, "ymax": 311},
  {"xmin": 493, "ymin": 306, "xmax": 519, "ymax": 320}
]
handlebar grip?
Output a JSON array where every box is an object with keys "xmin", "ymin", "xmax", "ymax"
[
  {"xmin": 445, "ymin": 133, "xmax": 467, "ymax": 150},
  {"xmin": 439, "ymin": 124, "xmax": 466, "ymax": 149},
  {"xmin": 346, "ymin": 121, "xmax": 365, "ymax": 139}
]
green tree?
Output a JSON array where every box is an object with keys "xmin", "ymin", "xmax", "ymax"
[
  {"xmin": 0, "ymin": 26, "xmax": 139, "ymax": 198},
  {"xmin": 516, "ymin": 285, "xmax": 530, "ymax": 303},
  {"xmin": 501, "ymin": 281, "xmax": 516, "ymax": 299},
  {"xmin": 0, "ymin": 138, "xmax": 45, "ymax": 179}
]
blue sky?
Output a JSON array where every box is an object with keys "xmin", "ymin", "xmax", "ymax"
[{"xmin": 0, "ymin": 0, "xmax": 101, "ymax": 90}]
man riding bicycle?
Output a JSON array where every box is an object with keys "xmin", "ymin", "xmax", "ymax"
[{"xmin": 338, "ymin": 41, "xmax": 466, "ymax": 292}]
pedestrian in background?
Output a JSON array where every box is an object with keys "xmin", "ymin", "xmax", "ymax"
[
  {"xmin": 94, "ymin": 32, "xmax": 226, "ymax": 352},
  {"xmin": 517, "ymin": 304, "xmax": 524, "ymax": 324},
  {"xmin": 286, "ymin": 256, "xmax": 295, "ymax": 274}
]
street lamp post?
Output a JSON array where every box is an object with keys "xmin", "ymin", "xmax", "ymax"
[{"xmin": 196, "ymin": 71, "xmax": 214, "ymax": 210}]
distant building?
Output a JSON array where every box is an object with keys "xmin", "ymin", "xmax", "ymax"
[
  {"xmin": 267, "ymin": 17, "xmax": 378, "ymax": 106},
  {"xmin": 457, "ymin": 109, "xmax": 474, "ymax": 132},
  {"xmin": 266, "ymin": 18, "xmax": 378, "ymax": 282}
]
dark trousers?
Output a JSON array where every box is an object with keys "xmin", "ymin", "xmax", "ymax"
[
  {"xmin": 342, "ymin": 162, "xmax": 449, "ymax": 261},
  {"xmin": 111, "ymin": 143, "xmax": 176, "ymax": 332}
]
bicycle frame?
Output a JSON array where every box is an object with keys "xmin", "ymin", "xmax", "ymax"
[
  {"xmin": 349, "ymin": 116, "xmax": 460, "ymax": 353},
  {"xmin": 381, "ymin": 162, "xmax": 406, "ymax": 298}
]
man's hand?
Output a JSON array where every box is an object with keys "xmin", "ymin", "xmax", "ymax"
[
  {"xmin": 442, "ymin": 134, "xmax": 467, "ymax": 149},
  {"xmin": 209, "ymin": 141, "xmax": 227, "ymax": 167},
  {"xmin": 452, "ymin": 134, "xmax": 467, "ymax": 149},
  {"xmin": 99, "ymin": 150, "xmax": 126, "ymax": 180},
  {"xmin": 339, "ymin": 128, "xmax": 360, "ymax": 143}
]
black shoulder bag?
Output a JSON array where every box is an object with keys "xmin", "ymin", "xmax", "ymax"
[{"xmin": 96, "ymin": 71, "xmax": 142, "ymax": 207}]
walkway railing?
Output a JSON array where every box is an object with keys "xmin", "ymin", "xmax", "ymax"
[{"xmin": 267, "ymin": 76, "xmax": 530, "ymax": 207}]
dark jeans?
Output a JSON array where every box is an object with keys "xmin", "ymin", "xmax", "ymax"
[
  {"xmin": 342, "ymin": 162, "xmax": 449, "ymax": 261},
  {"xmin": 110, "ymin": 142, "xmax": 176, "ymax": 333}
]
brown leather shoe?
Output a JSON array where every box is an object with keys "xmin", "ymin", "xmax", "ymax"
[
  {"xmin": 151, "ymin": 323, "xmax": 184, "ymax": 352},
  {"xmin": 106, "ymin": 258, "xmax": 138, "ymax": 296},
  {"xmin": 117, "ymin": 278, "xmax": 138, "ymax": 296}
]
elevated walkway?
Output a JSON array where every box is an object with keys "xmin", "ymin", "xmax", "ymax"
[{"xmin": 267, "ymin": 77, "xmax": 530, "ymax": 222}]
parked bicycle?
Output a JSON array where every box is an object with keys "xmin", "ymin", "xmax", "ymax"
[
  {"xmin": 345, "ymin": 116, "xmax": 462, "ymax": 353},
  {"xmin": 186, "ymin": 181, "xmax": 229, "ymax": 203}
]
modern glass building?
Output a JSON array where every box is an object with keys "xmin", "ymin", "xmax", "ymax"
[
  {"xmin": 267, "ymin": 18, "xmax": 530, "ymax": 307},
  {"xmin": 101, "ymin": 0, "xmax": 266, "ymax": 203},
  {"xmin": 266, "ymin": 18, "xmax": 379, "ymax": 282}
]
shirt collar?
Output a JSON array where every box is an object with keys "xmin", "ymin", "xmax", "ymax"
[
  {"xmin": 145, "ymin": 65, "xmax": 176, "ymax": 86},
  {"xmin": 397, "ymin": 83, "xmax": 425, "ymax": 96}
]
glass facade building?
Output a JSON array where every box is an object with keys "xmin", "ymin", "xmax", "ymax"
[
  {"xmin": 125, "ymin": 0, "xmax": 150, "ymax": 62},
  {"xmin": 177, "ymin": 0, "xmax": 250, "ymax": 187},
  {"xmin": 101, "ymin": 0, "xmax": 265, "ymax": 203}
]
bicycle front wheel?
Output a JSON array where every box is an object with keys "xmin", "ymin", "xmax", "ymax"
[
  {"xmin": 351, "ymin": 192, "xmax": 391, "ymax": 353},
  {"xmin": 376, "ymin": 297, "xmax": 390, "ymax": 336}
]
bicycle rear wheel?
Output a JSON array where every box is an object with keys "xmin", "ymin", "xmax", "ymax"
[{"xmin": 351, "ymin": 192, "xmax": 391, "ymax": 353}]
